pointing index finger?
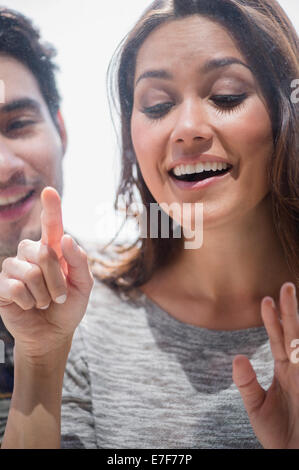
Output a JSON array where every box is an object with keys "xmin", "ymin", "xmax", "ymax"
[{"xmin": 41, "ymin": 187, "xmax": 64, "ymax": 259}]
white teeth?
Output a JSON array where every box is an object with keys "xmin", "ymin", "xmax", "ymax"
[
  {"xmin": 172, "ymin": 162, "xmax": 229, "ymax": 176},
  {"xmin": 0, "ymin": 191, "xmax": 31, "ymax": 206},
  {"xmin": 196, "ymin": 163, "xmax": 204, "ymax": 173},
  {"xmin": 173, "ymin": 167, "xmax": 182, "ymax": 176}
]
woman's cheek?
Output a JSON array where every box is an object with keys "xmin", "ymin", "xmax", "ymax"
[
  {"xmin": 132, "ymin": 115, "xmax": 160, "ymax": 172},
  {"xmin": 242, "ymin": 99, "xmax": 272, "ymax": 146}
]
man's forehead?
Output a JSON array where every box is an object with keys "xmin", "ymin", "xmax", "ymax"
[{"xmin": 0, "ymin": 54, "xmax": 45, "ymax": 105}]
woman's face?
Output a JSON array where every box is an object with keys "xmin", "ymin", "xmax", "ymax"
[{"xmin": 131, "ymin": 16, "xmax": 274, "ymax": 231}]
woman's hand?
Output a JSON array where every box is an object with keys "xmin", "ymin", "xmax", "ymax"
[
  {"xmin": 233, "ymin": 282, "xmax": 299, "ymax": 449},
  {"xmin": 0, "ymin": 186, "xmax": 94, "ymax": 364}
]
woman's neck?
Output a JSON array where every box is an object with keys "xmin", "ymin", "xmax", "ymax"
[{"xmin": 140, "ymin": 197, "xmax": 295, "ymax": 330}]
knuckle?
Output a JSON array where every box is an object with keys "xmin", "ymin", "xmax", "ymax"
[
  {"xmin": 10, "ymin": 280, "xmax": 25, "ymax": 299},
  {"xmin": 17, "ymin": 238, "xmax": 32, "ymax": 255},
  {"xmin": 1, "ymin": 257, "xmax": 15, "ymax": 273},
  {"xmin": 24, "ymin": 265, "xmax": 43, "ymax": 286},
  {"xmin": 9, "ymin": 280, "xmax": 35, "ymax": 310}
]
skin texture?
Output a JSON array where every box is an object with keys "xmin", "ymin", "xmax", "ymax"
[
  {"xmin": 131, "ymin": 16, "xmax": 299, "ymax": 448},
  {"xmin": 0, "ymin": 54, "xmax": 66, "ymax": 265},
  {"xmin": 0, "ymin": 187, "xmax": 94, "ymax": 448},
  {"xmin": 0, "ymin": 14, "xmax": 298, "ymax": 449},
  {"xmin": 132, "ymin": 16, "xmax": 273, "ymax": 228},
  {"xmin": 131, "ymin": 16, "xmax": 294, "ymax": 330}
]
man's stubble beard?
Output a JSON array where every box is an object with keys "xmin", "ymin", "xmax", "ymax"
[
  {"xmin": 0, "ymin": 226, "xmax": 41, "ymax": 269},
  {"xmin": 0, "ymin": 172, "xmax": 64, "ymax": 269}
]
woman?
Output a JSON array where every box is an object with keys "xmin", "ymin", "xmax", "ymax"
[{"xmin": 1, "ymin": 0, "xmax": 299, "ymax": 449}]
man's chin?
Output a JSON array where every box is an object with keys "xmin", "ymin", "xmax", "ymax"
[
  {"xmin": 0, "ymin": 228, "xmax": 41, "ymax": 267},
  {"xmin": 21, "ymin": 227, "xmax": 41, "ymax": 243}
]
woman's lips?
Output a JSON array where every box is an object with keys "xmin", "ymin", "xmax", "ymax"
[
  {"xmin": 0, "ymin": 189, "xmax": 36, "ymax": 221},
  {"xmin": 169, "ymin": 167, "xmax": 232, "ymax": 191}
]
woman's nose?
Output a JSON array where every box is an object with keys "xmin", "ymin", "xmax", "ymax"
[
  {"xmin": 170, "ymin": 99, "xmax": 213, "ymax": 147},
  {"xmin": 0, "ymin": 139, "xmax": 24, "ymax": 183}
]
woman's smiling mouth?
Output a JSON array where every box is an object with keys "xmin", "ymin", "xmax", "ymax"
[{"xmin": 168, "ymin": 161, "xmax": 233, "ymax": 191}]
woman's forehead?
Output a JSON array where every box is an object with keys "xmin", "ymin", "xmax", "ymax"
[{"xmin": 135, "ymin": 15, "xmax": 245, "ymax": 72}]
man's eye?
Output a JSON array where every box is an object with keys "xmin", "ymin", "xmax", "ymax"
[
  {"xmin": 211, "ymin": 93, "xmax": 248, "ymax": 110},
  {"xmin": 142, "ymin": 102, "xmax": 174, "ymax": 119},
  {"xmin": 6, "ymin": 120, "xmax": 35, "ymax": 133}
]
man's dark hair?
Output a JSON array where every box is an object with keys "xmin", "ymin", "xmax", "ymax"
[{"xmin": 0, "ymin": 7, "xmax": 61, "ymax": 124}]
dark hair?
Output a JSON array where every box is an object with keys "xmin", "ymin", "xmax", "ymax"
[
  {"xmin": 0, "ymin": 7, "xmax": 61, "ymax": 123},
  {"xmin": 92, "ymin": 0, "xmax": 299, "ymax": 294}
]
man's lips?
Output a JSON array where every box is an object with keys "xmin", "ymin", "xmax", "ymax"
[
  {"xmin": 0, "ymin": 185, "xmax": 36, "ymax": 199},
  {"xmin": 0, "ymin": 188, "xmax": 36, "ymax": 221}
]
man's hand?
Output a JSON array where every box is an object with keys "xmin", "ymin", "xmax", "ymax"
[
  {"xmin": 233, "ymin": 282, "xmax": 299, "ymax": 449},
  {"xmin": 0, "ymin": 186, "xmax": 94, "ymax": 363}
]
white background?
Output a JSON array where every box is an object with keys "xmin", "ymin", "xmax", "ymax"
[{"xmin": 2, "ymin": 0, "xmax": 299, "ymax": 244}]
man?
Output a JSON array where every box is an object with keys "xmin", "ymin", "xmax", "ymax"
[{"xmin": 0, "ymin": 7, "xmax": 67, "ymax": 440}]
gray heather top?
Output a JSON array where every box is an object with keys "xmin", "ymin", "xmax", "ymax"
[{"xmin": 61, "ymin": 278, "xmax": 274, "ymax": 449}]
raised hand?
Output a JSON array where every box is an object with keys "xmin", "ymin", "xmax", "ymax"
[
  {"xmin": 233, "ymin": 282, "xmax": 299, "ymax": 449},
  {"xmin": 0, "ymin": 186, "xmax": 94, "ymax": 362}
]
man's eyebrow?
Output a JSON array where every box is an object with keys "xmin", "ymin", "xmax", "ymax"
[
  {"xmin": 0, "ymin": 98, "xmax": 42, "ymax": 114},
  {"xmin": 135, "ymin": 57, "xmax": 252, "ymax": 87},
  {"xmin": 201, "ymin": 56, "xmax": 252, "ymax": 73}
]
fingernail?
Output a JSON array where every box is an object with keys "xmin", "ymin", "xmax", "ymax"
[
  {"xmin": 55, "ymin": 294, "xmax": 67, "ymax": 304},
  {"xmin": 40, "ymin": 303, "xmax": 50, "ymax": 310}
]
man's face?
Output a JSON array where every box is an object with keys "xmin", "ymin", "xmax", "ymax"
[{"xmin": 0, "ymin": 54, "xmax": 66, "ymax": 261}]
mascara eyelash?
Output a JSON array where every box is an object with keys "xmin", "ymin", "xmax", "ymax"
[
  {"xmin": 141, "ymin": 102, "xmax": 174, "ymax": 120},
  {"xmin": 212, "ymin": 93, "xmax": 248, "ymax": 115},
  {"xmin": 141, "ymin": 93, "xmax": 248, "ymax": 120}
]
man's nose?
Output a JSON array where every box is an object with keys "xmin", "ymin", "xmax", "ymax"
[
  {"xmin": 0, "ymin": 140, "xmax": 24, "ymax": 183},
  {"xmin": 170, "ymin": 99, "xmax": 213, "ymax": 147}
]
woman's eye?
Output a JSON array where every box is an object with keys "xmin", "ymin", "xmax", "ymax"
[
  {"xmin": 211, "ymin": 93, "xmax": 248, "ymax": 112},
  {"xmin": 141, "ymin": 102, "xmax": 174, "ymax": 119}
]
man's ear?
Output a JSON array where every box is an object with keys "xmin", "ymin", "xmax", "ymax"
[{"xmin": 56, "ymin": 110, "xmax": 68, "ymax": 156}]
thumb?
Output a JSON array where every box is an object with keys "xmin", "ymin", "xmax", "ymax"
[
  {"xmin": 60, "ymin": 234, "xmax": 94, "ymax": 295},
  {"xmin": 233, "ymin": 355, "xmax": 266, "ymax": 417}
]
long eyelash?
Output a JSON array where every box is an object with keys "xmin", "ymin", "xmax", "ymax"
[
  {"xmin": 212, "ymin": 93, "xmax": 248, "ymax": 116},
  {"xmin": 141, "ymin": 102, "xmax": 174, "ymax": 120},
  {"xmin": 141, "ymin": 94, "xmax": 248, "ymax": 120},
  {"xmin": 214, "ymin": 102, "xmax": 245, "ymax": 116}
]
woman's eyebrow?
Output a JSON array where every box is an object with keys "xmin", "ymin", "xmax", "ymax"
[
  {"xmin": 201, "ymin": 56, "xmax": 252, "ymax": 73},
  {"xmin": 135, "ymin": 69, "xmax": 172, "ymax": 87},
  {"xmin": 135, "ymin": 56, "xmax": 252, "ymax": 88}
]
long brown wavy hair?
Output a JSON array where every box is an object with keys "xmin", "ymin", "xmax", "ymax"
[{"xmin": 90, "ymin": 0, "xmax": 299, "ymax": 295}]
